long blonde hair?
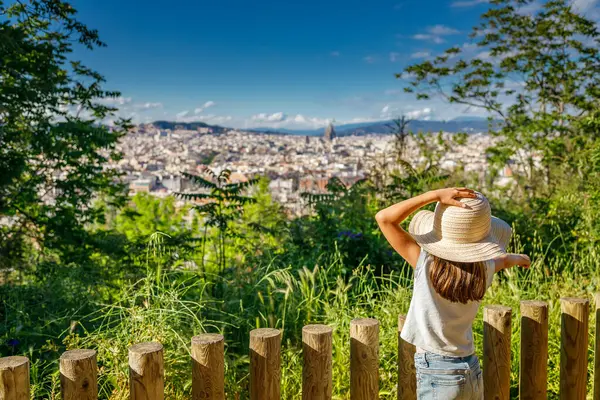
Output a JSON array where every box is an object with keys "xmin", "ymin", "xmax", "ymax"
[{"xmin": 429, "ymin": 255, "xmax": 486, "ymax": 304}]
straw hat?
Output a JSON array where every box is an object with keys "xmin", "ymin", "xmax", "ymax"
[{"xmin": 408, "ymin": 192, "xmax": 511, "ymax": 263}]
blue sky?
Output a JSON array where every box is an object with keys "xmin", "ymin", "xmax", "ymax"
[{"xmin": 70, "ymin": 0, "xmax": 595, "ymax": 129}]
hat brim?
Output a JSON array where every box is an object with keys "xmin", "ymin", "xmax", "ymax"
[{"xmin": 408, "ymin": 210, "xmax": 512, "ymax": 263}]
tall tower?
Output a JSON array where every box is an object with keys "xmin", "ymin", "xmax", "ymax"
[{"xmin": 324, "ymin": 122, "xmax": 336, "ymax": 141}]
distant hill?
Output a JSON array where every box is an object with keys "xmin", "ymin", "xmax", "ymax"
[
  {"xmin": 151, "ymin": 120, "xmax": 228, "ymax": 133},
  {"xmin": 337, "ymin": 118, "xmax": 499, "ymax": 136},
  {"xmin": 250, "ymin": 120, "xmax": 379, "ymax": 136},
  {"xmin": 252, "ymin": 118, "xmax": 498, "ymax": 136},
  {"xmin": 149, "ymin": 117, "xmax": 499, "ymax": 136}
]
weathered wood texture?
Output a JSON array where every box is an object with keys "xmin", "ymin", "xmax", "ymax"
[
  {"xmin": 249, "ymin": 328, "xmax": 281, "ymax": 400},
  {"xmin": 483, "ymin": 305, "xmax": 512, "ymax": 400},
  {"xmin": 60, "ymin": 349, "xmax": 98, "ymax": 400},
  {"xmin": 350, "ymin": 318, "xmax": 379, "ymax": 400},
  {"xmin": 397, "ymin": 315, "xmax": 416, "ymax": 400},
  {"xmin": 560, "ymin": 297, "xmax": 589, "ymax": 400},
  {"xmin": 191, "ymin": 334, "xmax": 225, "ymax": 400},
  {"xmin": 0, "ymin": 356, "xmax": 29, "ymax": 400},
  {"xmin": 519, "ymin": 301, "xmax": 548, "ymax": 400},
  {"xmin": 302, "ymin": 324, "xmax": 333, "ymax": 400},
  {"xmin": 129, "ymin": 342, "xmax": 164, "ymax": 400},
  {"xmin": 519, "ymin": 300, "xmax": 548, "ymax": 400}
]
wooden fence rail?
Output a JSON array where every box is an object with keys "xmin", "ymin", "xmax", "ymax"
[{"xmin": 0, "ymin": 295, "xmax": 599, "ymax": 399}]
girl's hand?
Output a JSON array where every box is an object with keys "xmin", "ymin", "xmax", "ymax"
[
  {"xmin": 507, "ymin": 253, "xmax": 531, "ymax": 268},
  {"xmin": 433, "ymin": 187, "xmax": 478, "ymax": 208}
]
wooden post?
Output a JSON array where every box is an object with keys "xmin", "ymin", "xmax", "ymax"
[
  {"xmin": 191, "ymin": 334, "xmax": 225, "ymax": 400},
  {"xmin": 594, "ymin": 293, "xmax": 600, "ymax": 400},
  {"xmin": 560, "ymin": 297, "xmax": 589, "ymax": 400},
  {"xmin": 0, "ymin": 356, "xmax": 29, "ymax": 400},
  {"xmin": 397, "ymin": 315, "xmax": 416, "ymax": 400},
  {"xmin": 249, "ymin": 328, "xmax": 281, "ymax": 400},
  {"xmin": 129, "ymin": 342, "xmax": 164, "ymax": 400},
  {"xmin": 483, "ymin": 305, "xmax": 512, "ymax": 400},
  {"xmin": 350, "ymin": 318, "xmax": 379, "ymax": 400},
  {"xmin": 519, "ymin": 301, "xmax": 548, "ymax": 400},
  {"xmin": 60, "ymin": 349, "xmax": 98, "ymax": 400},
  {"xmin": 302, "ymin": 324, "xmax": 333, "ymax": 400}
]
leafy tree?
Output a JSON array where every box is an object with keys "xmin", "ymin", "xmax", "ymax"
[
  {"xmin": 384, "ymin": 160, "xmax": 449, "ymax": 202},
  {"xmin": 233, "ymin": 177, "xmax": 289, "ymax": 262},
  {"xmin": 115, "ymin": 193, "xmax": 188, "ymax": 241},
  {"xmin": 387, "ymin": 115, "xmax": 412, "ymax": 160},
  {"xmin": 296, "ymin": 177, "xmax": 401, "ymax": 272},
  {"xmin": 177, "ymin": 169, "xmax": 258, "ymax": 273},
  {"xmin": 401, "ymin": 0, "xmax": 600, "ymax": 199},
  {"xmin": 0, "ymin": 0, "xmax": 130, "ymax": 278}
]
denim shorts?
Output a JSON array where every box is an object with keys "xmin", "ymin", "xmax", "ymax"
[{"xmin": 414, "ymin": 352, "xmax": 483, "ymax": 400}]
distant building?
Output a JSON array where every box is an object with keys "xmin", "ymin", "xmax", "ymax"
[
  {"xmin": 197, "ymin": 127, "xmax": 213, "ymax": 134},
  {"xmin": 299, "ymin": 176, "xmax": 329, "ymax": 194},
  {"xmin": 130, "ymin": 179, "xmax": 153, "ymax": 194},
  {"xmin": 161, "ymin": 175, "xmax": 182, "ymax": 192},
  {"xmin": 324, "ymin": 123, "xmax": 336, "ymax": 141}
]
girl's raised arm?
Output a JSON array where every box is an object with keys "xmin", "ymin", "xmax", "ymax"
[
  {"xmin": 494, "ymin": 253, "xmax": 531, "ymax": 272},
  {"xmin": 375, "ymin": 188, "xmax": 476, "ymax": 268}
]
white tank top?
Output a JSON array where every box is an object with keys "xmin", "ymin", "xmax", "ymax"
[{"xmin": 401, "ymin": 249, "xmax": 496, "ymax": 357}]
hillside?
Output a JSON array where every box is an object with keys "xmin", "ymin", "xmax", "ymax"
[{"xmin": 150, "ymin": 117, "xmax": 498, "ymax": 136}]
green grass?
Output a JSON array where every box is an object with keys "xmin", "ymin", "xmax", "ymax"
[
  {"xmin": 9, "ymin": 246, "xmax": 596, "ymax": 399},
  {"xmin": 2, "ymin": 231, "xmax": 599, "ymax": 399}
]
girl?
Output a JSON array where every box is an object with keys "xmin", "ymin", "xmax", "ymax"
[{"xmin": 375, "ymin": 187, "xmax": 530, "ymax": 399}]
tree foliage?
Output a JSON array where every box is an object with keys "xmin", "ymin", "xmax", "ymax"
[
  {"xmin": 401, "ymin": 0, "xmax": 600, "ymax": 196},
  {"xmin": 0, "ymin": 0, "xmax": 131, "ymax": 274},
  {"xmin": 177, "ymin": 169, "xmax": 258, "ymax": 272}
]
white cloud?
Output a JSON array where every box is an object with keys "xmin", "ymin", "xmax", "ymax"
[
  {"xmin": 346, "ymin": 117, "xmax": 379, "ymax": 124},
  {"xmin": 571, "ymin": 0, "xmax": 600, "ymax": 19},
  {"xmin": 251, "ymin": 112, "xmax": 287, "ymax": 122},
  {"xmin": 396, "ymin": 71, "xmax": 417, "ymax": 80},
  {"xmin": 194, "ymin": 101, "xmax": 216, "ymax": 114},
  {"xmin": 293, "ymin": 114, "xmax": 307, "ymax": 123},
  {"xmin": 413, "ymin": 34, "xmax": 446, "ymax": 44},
  {"xmin": 380, "ymin": 104, "xmax": 399, "ymax": 119},
  {"xmin": 175, "ymin": 113, "xmax": 233, "ymax": 124},
  {"xmin": 176, "ymin": 110, "xmax": 190, "ymax": 119},
  {"xmin": 413, "ymin": 34, "xmax": 433, "ymax": 41},
  {"xmin": 517, "ymin": 0, "xmax": 543, "ymax": 14},
  {"xmin": 390, "ymin": 52, "xmax": 401, "ymax": 62},
  {"xmin": 476, "ymin": 50, "xmax": 492, "ymax": 60},
  {"xmin": 429, "ymin": 25, "xmax": 460, "ymax": 35},
  {"xmin": 197, "ymin": 114, "xmax": 232, "ymax": 123},
  {"xmin": 95, "ymin": 96, "xmax": 132, "ymax": 106},
  {"xmin": 406, "ymin": 107, "xmax": 433, "ymax": 119},
  {"xmin": 331, "ymin": 51, "xmax": 341, "ymax": 57},
  {"xmin": 293, "ymin": 115, "xmax": 331, "ymax": 126},
  {"xmin": 412, "ymin": 25, "xmax": 460, "ymax": 43},
  {"xmin": 411, "ymin": 51, "xmax": 431, "ymax": 59},
  {"xmin": 364, "ymin": 55, "xmax": 376, "ymax": 63},
  {"xmin": 138, "ymin": 102, "xmax": 163, "ymax": 110},
  {"xmin": 451, "ymin": 0, "xmax": 488, "ymax": 7},
  {"xmin": 242, "ymin": 113, "xmax": 335, "ymax": 130}
]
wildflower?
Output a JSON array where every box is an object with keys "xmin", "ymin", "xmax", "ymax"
[{"xmin": 6, "ymin": 339, "xmax": 19, "ymax": 347}]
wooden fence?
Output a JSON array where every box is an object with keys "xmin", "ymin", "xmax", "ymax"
[{"xmin": 0, "ymin": 296, "xmax": 599, "ymax": 399}]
